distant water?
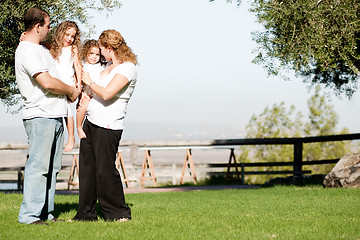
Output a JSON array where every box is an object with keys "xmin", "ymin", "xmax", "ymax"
[{"xmin": 0, "ymin": 122, "xmax": 246, "ymax": 143}]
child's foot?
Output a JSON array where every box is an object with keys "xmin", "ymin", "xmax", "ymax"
[
  {"xmin": 64, "ymin": 136, "xmax": 75, "ymax": 152},
  {"xmin": 77, "ymin": 127, "xmax": 86, "ymax": 139}
]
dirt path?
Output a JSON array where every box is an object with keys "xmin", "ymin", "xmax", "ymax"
[{"xmin": 55, "ymin": 184, "xmax": 259, "ymax": 195}]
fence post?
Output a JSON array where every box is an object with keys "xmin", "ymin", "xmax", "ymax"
[
  {"xmin": 293, "ymin": 142, "xmax": 303, "ymax": 179},
  {"xmin": 172, "ymin": 163, "xmax": 176, "ymax": 185},
  {"xmin": 17, "ymin": 168, "xmax": 22, "ymax": 191},
  {"xmin": 129, "ymin": 144, "xmax": 138, "ymax": 187},
  {"xmin": 241, "ymin": 162, "xmax": 244, "ymax": 185},
  {"xmin": 129, "ymin": 144, "xmax": 138, "ymax": 165}
]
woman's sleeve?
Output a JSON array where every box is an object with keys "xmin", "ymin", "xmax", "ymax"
[{"xmin": 117, "ymin": 63, "xmax": 136, "ymax": 81}]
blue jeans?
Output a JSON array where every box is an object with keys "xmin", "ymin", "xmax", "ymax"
[{"xmin": 18, "ymin": 117, "xmax": 64, "ymax": 224}]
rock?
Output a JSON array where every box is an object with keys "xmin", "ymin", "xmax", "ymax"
[{"xmin": 323, "ymin": 153, "xmax": 360, "ymax": 188}]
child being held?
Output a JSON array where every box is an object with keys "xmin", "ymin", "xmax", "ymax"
[{"xmin": 76, "ymin": 40, "xmax": 105, "ymax": 139}]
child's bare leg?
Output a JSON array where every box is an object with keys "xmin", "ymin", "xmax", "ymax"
[
  {"xmin": 64, "ymin": 116, "xmax": 75, "ymax": 152},
  {"xmin": 76, "ymin": 108, "xmax": 87, "ymax": 139},
  {"xmin": 76, "ymin": 96, "xmax": 90, "ymax": 139}
]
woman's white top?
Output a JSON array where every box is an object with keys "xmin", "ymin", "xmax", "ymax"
[
  {"xmin": 54, "ymin": 46, "xmax": 75, "ymax": 86},
  {"xmin": 87, "ymin": 62, "xmax": 137, "ymax": 130}
]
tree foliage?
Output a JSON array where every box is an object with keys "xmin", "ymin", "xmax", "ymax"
[
  {"xmin": 239, "ymin": 102, "xmax": 303, "ymax": 183},
  {"xmin": 303, "ymin": 85, "xmax": 350, "ymax": 173},
  {"xmin": 0, "ymin": 0, "xmax": 122, "ymax": 108},
  {"xmin": 239, "ymin": 86, "xmax": 351, "ymax": 184},
  {"xmin": 249, "ymin": 0, "xmax": 360, "ymax": 97}
]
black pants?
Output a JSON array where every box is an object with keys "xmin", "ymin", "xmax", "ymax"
[{"xmin": 73, "ymin": 119, "xmax": 131, "ymax": 221}]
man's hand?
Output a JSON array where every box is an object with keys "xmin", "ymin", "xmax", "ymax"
[{"xmin": 68, "ymin": 85, "xmax": 81, "ymax": 103}]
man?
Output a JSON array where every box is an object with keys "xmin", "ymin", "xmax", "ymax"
[{"xmin": 15, "ymin": 8, "xmax": 80, "ymax": 225}]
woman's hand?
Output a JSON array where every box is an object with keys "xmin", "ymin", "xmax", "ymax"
[{"xmin": 82, "ymin": 71, "xmax": 92, "ymax": 86}]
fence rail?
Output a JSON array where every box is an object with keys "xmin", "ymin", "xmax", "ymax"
[
  {"xmin": 1, "ymin": 133, "xmax": 359, "ymax": 189},
  {"xmin": 118, "ymin": 133, "xmax": 359, "ymax": 180}
]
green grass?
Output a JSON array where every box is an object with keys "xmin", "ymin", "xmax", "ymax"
[{"xmin": 1, "ymin": 186, "xmax": 359, "ymax": 239}]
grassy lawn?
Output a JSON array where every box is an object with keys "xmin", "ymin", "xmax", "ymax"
[{"xmin": 0, "ymin": 186, "xmax": 359, "ymax": 239}]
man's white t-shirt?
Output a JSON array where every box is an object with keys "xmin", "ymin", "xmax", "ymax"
[
  {"xmin": 15, "ymin": 41, "xmax": 67, "ymax": 120},
  {"xmin": 87, "ymin": 62, "xmax": 137, "ymax": 130}
]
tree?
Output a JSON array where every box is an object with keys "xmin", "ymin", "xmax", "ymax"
[
  {"xmin": 303, "ymin": 85, "xmax": 350, "ymax": 173},
  {"xmin": 239, "ymin": 86, "xmax": 351, "ymax": 184},
  {"xmin": 0, "ymin": 0, "xmax": 122, "ymax": 108},
  {"xmin": 248, "ymin": 0, "xmax": 360, "ymax": 97},
  {"xmin": 239, "ymin": 102, "xmax": 304, "ymax": 183}
]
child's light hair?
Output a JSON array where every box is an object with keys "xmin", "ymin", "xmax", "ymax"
[
  {"xmin": 50, "ymin": 20, "xmax": 81, "ymax": 60},
  {"xmin": 80, "ymin": 39, "xmax": 102, "ymax": 63},
  {"xmin": 99, "ymin": 29, "xmax": 137, "ymax": 65}
]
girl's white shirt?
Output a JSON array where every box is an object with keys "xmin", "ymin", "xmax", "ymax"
[
  {"xmin": 83, "ymin": 62, "xmax": 105, "ymax": 83},
  {"xmin": 54, "ymin": 46, "xmax": 75, "ymax": 86}
]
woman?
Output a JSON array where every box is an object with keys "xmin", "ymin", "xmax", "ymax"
[{"xmin": 72, "ymin": 29, "xmax": 137, "ymax": 222}]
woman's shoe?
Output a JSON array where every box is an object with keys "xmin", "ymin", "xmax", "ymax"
[{"xmin": 116, "ymin": 218, "xmax": 130, "ymax": 223}]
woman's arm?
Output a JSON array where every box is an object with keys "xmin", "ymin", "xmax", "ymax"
[{"xmin": 82, "ymin": 71, "xmax": 129, "ymax": 101}]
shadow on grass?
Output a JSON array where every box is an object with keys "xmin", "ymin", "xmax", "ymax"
[
  {"xmin": 53, "ymin": 201, "xmax": 134, "ymax": 220},
  {"xmin": 53, "ymin": 202, "xmax": 78, "ymax": 219},
  {"xmin": 156, "ymin": 174, "xmax": 325, "ymax": 189},
  {"xmin": 262, "ymin": 174, "xmax": 326, "ymax": 188}
]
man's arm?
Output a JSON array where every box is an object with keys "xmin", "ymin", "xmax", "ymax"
[{"xmin": 34, "ymin": 71, "xmax": 80, "ymax": 102}]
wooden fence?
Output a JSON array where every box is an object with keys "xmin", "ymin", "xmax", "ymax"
[{"xmin": 1, "ymin": 133, "xmax": 360, "ymax": 190}]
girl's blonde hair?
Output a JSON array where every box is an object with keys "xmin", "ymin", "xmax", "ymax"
[
  {"xmin": 99, "ymin": 29, "xmax": 137, "ymax": 65},
  {"xmin": 49, "ymin": 21, "xmax": 81, "ymax": 60}
]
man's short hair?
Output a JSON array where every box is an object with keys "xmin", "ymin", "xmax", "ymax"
[{"xmin": 24, "ymin": 8, "xmax": 49, "ymax": 31}]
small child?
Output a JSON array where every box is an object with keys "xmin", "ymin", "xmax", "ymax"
[
  {"xmin": 49, "ymin": 21, "xmax": 82, "ymax": 152},
  {"xmin": 76, "ymin": 40, "xmax": 105, "ymax": 139}
]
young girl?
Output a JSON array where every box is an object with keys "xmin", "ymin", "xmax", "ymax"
[
  {"xmin": 76, "ymin": 40, "xmax": 105, "ymax": 139},
  {"xmin": 50, "ymin": 21, "xmax": 82, "ymax": 152}
]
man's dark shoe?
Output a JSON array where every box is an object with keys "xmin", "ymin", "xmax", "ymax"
[
  {"xmin": 31, "ymin": 220, "xmax": 48, "ymax": 225},
  {"xmin": 51, "ymin": 218, "xmax": 65, "ymax": 223}
]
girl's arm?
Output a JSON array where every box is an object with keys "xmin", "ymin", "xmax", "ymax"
[
  {"xmin": 82, "ymin": 71, "xmax": 129, "ymax": 101},
  {"xmin": 73, "ymin": 46, "xmax": 83, "ymax": 89},
  {"xmin": 19, "ymin": 32, "xmax": 51, "ymax": 49}
]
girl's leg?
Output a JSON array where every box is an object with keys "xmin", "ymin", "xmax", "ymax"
[
  {"xmin": 76, "ymin": 96, "xmax": 90, "ymax": 139},
  {"xmin": 64, "ymin": 116, "xmax": 75, "ymax": 152}
]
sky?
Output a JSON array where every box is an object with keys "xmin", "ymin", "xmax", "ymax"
[{"xmin": 1, "ymin": 0, "xmax": 360, "ymax": 141}]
